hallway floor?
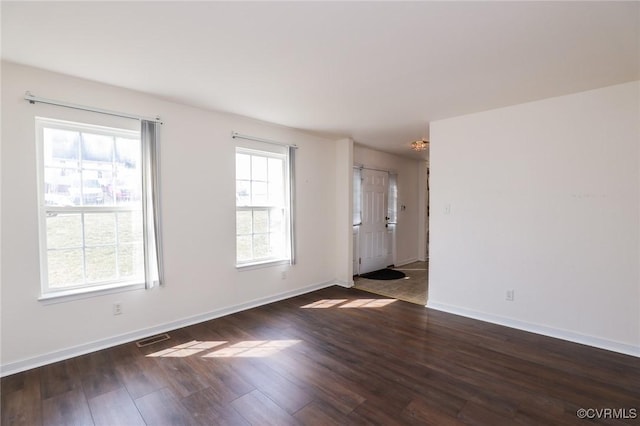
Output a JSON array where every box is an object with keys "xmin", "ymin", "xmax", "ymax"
[{"xmin": 354, "ymin": 261, "xmax": 428, "ymax": 305}]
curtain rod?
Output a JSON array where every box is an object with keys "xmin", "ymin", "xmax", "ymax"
[
  {"xmin": 232, "ymin": 131, "xmax": 298, "ymax": 149},
  {"xmin": 353, "ymin": 164, "xmax": 397, "ymax": 174},
  {"xmin": 24, "ymin": 92, "xmax": 163, "ymax": 124}
]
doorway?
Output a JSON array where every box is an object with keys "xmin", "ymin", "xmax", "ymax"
[
  {"xmin": 359, "ymin": 168, "xmax": 393, "ymax": 274},
  {"xmin": 353, "ymin": 163, "xmax": 429, "ymax": 306},
  {"xmin": 354, "ymin": 260, "xmax": 428, "ymax": 305}
]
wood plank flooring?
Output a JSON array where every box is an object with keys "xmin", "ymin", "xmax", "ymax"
[{"xmin": 2, "ymin": 286, "xmax": 639, "ymax": 425}]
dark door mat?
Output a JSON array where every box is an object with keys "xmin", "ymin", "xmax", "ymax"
[{"xmin": 360, "ymin": 269, "xmax": 406, "ymax": 280}]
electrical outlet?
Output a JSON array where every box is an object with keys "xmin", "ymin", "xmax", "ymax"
[
  {"xmin": 113, "ymin": 302, "xmax": 123, "ymax": 315},
  {"xmin": 506, "ymin": 290, "xmax": 515, "ymax": 302},
  {"xmin": 281, "ymin": 271, "xmax": 287, "ymax": 280}
]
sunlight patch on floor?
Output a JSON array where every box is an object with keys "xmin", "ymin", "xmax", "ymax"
[
  {"xmin": 146, "ymin": 340, "xmax": 226, "ymax": 358},
  {"xmin": 202, "ymin": 340, "xmax": 301, "ymax": 358},
  {"xmin": 301, "ymin": 298, "xmax": 396, "ymax": 308},
  {"xmin": 300, "ymin": 299, "xmax": 348, "ymax": 308},
  {"xmin": 146, "ymin": 339, "xmax": 301, "ymax": 358},
  {"xmin": 339, "ymin": 299, "xmax": 396, "ymax": 308}
]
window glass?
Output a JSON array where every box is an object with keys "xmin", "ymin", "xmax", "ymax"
[
  {"xmin": 37, "ymin": 118, "xmax": 147, "ymax": 296},
  {"xmin": 235, "ymin": 147, "xmax": 291, "ymax": 266}
]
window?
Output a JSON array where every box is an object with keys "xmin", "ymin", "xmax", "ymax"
[
  {"xmin": 235, "ymin": 145, "xmax": 292, "ymax": 266},
  {"xmin": 36, "ymin": 117, "xmax": 160, "ymax": 298},
  {"xmin": 388, "ymin": 173, "xmax": 398, "ymax": 225},
  {"xmin": 353, "ymin": 167, "xmax": 362, "ymax": 226}
]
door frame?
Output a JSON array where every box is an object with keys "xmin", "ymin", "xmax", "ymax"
[{"xmin": 353, "ymin": 165, "xmax": 396, "ymax": 275}]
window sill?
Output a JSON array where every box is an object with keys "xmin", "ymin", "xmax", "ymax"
[
  {"xmin": 236, "ymin": 259, "xmax": 291, "ymax": 271},
  {"xmin": 38, "ymin": 282, "xmax": 146, "ymax": 305}
]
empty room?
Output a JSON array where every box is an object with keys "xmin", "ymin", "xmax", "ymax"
[{"xmin": 1, "ymin": 2, "xmax": 639, "ymax": 425}]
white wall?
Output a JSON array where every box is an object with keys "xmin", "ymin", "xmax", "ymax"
[
  {"xmin": 1, "ymin": 61, "xmax": 342, "ymax": 373},
  {"xmin": 354, "ymin": 145, "xmax": 422, "ymax": 266},
  {"xmin": 428, "ymin": 81, "xmax": 640, "ymax": 356},
  {"xmin": 335, "ymin": 138, "xmax": 354, "ymax": 286}
]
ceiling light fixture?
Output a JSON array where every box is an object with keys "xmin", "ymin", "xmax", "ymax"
[{"xmin": 411, "ymin": 138, "xmax": 428, "ymax": 151}]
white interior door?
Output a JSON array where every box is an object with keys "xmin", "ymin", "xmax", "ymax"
[{"xmin": 359, "ymin": 169, "xmax": 392, "ymax": 273}]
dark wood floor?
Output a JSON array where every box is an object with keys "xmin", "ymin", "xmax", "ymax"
[{"xmin": 2, "ymin": 286, "xmax": 639, "ymax": 425}]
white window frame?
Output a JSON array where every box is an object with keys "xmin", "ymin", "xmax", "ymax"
[
  {"xmin": 36, "ymin": 117, "xmax": 146, "ymax": 299},
  {"xmin": 235, "ymin": 146, "xmax": 292, "ymax": 268}
]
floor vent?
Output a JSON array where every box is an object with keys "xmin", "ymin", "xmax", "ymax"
[{"xmin": 136, "ymin": 333, "xmax": 170, "ymax": 348}]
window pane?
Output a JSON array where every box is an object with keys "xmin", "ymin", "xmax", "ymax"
[
  {"xmin": 85, "ymin": 213, "xmax": 116, "ymax": 246},
  {"xmin": 252, "ymin": 156, "xmax": 267, "ymax": 181},
  {"xmin": 46, "ymin": 213, "xmax": 82, "ymax": 249},
  {"xmin": 81, "ymin": 175, "xmax": 105, "ymax": 205},
  {"xmin": 67, "ymin": 174, "xmax": 83, "ymax": 206},
  {"xmin": 43, "ymin": 128, "xmax": 79, "ymax": 166},
  {"xmin": 253, "ymin": 210, "xmax": 269, "ymax": 233},
  {"xmin": 115, "ymin": 137, "xmax": 140, "ymax": 169},
  {"xmin": 236, "ymin": 210, "xmax": 252, "ymax": 235},
  {"xmin": 252, "ymin": 181, "xmax": 268, "ymax": 205},
  {"xmin": 118, "ymin": 243, "xmax": 144, "ymax": 279},
  {"xmin": 237, "ymin": 235, "xmax": 252, "ymax": 262},
  {"xmin": 117, "ymin": 211, "xmax": 143, "ymax": 243},
  {"xmin": 82, "ymin": 133, "xmax": 113, "ymax": 162},
  {"xmin": 44, "ymin": 168, "xmax": 77, "ymax": 206},
  {"xmin": 116, "ymin": 138, "xmax": 142, "ymax": 206},
  {"xmin": 109, "ymin": 176, "xmax": 142, "ymax": 206},
  {"xmin": 270, "ymin": 232, "xmax": 284, "ymax": 255},
  {"xmin": 269, "ymin": 208, "xmax": 285, "ymax": 257},
  {"xmin": 100, "ymin": 171, "xmax": 116, "ymax": 207},
  {"xmin": 86, "ymin": 246, "xmax": 117, "ymax": 282},
  {"xmin": 269, "ymin": 209, "xmax": 284, "ymax": 232},
  {"xmin": 236, "ymin": 180, "xmax": 251, "ymax": 206},
  {"xmin": 48, "ymin": 249, "xmax": 84, "ymax": 288},
  {"xmin": 268, "ymin": 158, "xmax": 283, "ymax": 184},
  {"xmin": 66, "ymin": 173, "xmax": 105, "ymax": 206},
  {"xmin": 236, "ymin": 154, "xmax": 251, "ymax": 180},
  {"xmin": 353, "ymin": 168, "xmax": 362, "ymax": 225},
  {"xmin": 268, "ymin": 182, "xmax": 284, "ymax": 206},
  {"xmin": 253, "ymin": 234, "xmax": 270, "ymax": 258}
]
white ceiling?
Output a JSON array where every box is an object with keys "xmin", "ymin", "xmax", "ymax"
[{"xmin": 2, "ymin": 1, "xmax": 639, "ymax": 159}]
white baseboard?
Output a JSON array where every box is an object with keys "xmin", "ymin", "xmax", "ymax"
[
  {"xmin": 395, "ymin": 257, "xmax": 419, "ymax": 267},
  {"xmin": 1, "ymin": 280, "xmax": 337, "ymax": 377},
  {"xmin": 426, "ymin": 300, "xmax": 640, "ymax": 358},
  {"xmin": 335, "ymin": 279, "xmax": 354, "ymax": 288}
]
